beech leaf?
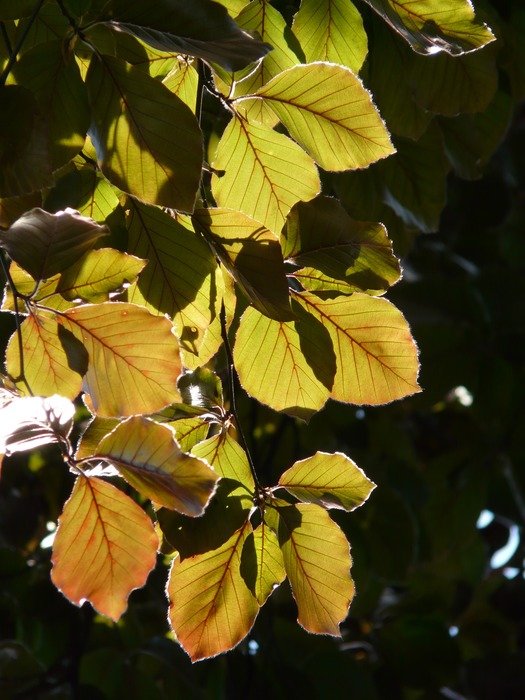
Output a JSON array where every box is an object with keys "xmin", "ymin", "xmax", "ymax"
[
  {"xmin": 94, "ymin": 416, "xmax": 219, "ymax": 515},
  {"xmin": 51, "ymin": 476, "xmax": 159, "ymax": 621},
  {"xmin": 278, "ymin": 451, "xmax": 376, "ymax": 511},
  {"xmin": 246, "ymin": 521, "xmax": 286, "ymax": 605},
  {"xmin": 58, "ymin": 302, "xmax": 182, "ymax": 417}
]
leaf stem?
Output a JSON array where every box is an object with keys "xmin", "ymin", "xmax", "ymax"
[
  {"xmin": 196, "ymin": 60, "xmax": 209, "ymax": 207},
  {"xmin": 219, "ymin": 302, "xmax": 262, "ymax": 494},
  {"xmin": 0, "ymin": 0, "xmax": 46, "ymax": 86}
]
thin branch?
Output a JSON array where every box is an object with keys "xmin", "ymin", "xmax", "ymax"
[
  {"xmin": 501, "ymin": 454, "xmax": 525, "ymax": 526},
  {"xmin": 196, "ymin": 60, "xmax": 209, "ymax": 207},
  {"xmin": 0, "ymin": 0, "xmax": 46, "ymax": 86},
  {"xmin": 0, "ymin": 21, "xmax": 13, "ymax": 55},
  {"xmin": 220, "ymin": 302, "xmax": 262, "ymax": 493}
]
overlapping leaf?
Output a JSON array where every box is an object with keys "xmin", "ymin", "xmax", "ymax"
[
  {"xmin": 170, "ymin": 416, "xmax": 210, "ymax": 453},
  {"xmin": 163, "ymin": 59, "xmax": 198, "ymax": 111},
  {"xmin": 94, "ymin": 416, "xmax": 218, "ymax": 515},
  {"xmin": 248, "ymin": 521, "xmax": 286, "ymax": 605},
  {"xmin": 240, "ymin": 62, "xmax": 395, "ymax": 172},
  {"xmin": 5, "ymin": 311, "xmax": 87, "ymax": 398},
  {"xmin": 126, "ymin": 200, "xmax": 219, "ymax": 362},
  {"xmin": 284, "ymin": 196, "xmax": 401, "ymax": 295},
  {"xmin": 363, "ymin": 0, "xmax": 495, "ymax": 56},
  {"xmin": 233, "ymin": 301, "xmax": 335, "ymax": 420},
  {"xmin": 167, "ymin": 520, "xmax": 259, "ymax": 661},
  {"xmin": 86, "ymin": 54, "xmax": 203, "ymax": 211},
  {"xmin": 278, "ymin": 451, "xmax": 376, "ymax": 511},
  {"xmin": 267, "ymin": 502, "xmax": 354, "ymax": 635},
  {"xmin": 296, "ymin": 291, "xmax": 421, "ymax": 405},
  {"xmin": 0, "ymin": 208, "xmax": 107, "ymax": 281},
  {"xmin": 45, "ymin": 168, "xmax": 120, "ymax": 223},
  {"xmin": 1, "ymin": 263, "xmax": 72, "ymax": 313},
  {"xmin": 211, "ymin": 116, "xmax": 320, "ymax": 237},
  {"xmin": 58, "ymin": 302, "xmax": 182, "ymax": 417},
  {"xmin": 292, "ymin": 0, "xmax": 367, "ymax": 73},
  {"xmin": 51, "ymin": 476, "xmax": 159, "ymax": 621},
  {"xmin": 193, "ymin": 208, "xmax": 293, "ymax": 321}
]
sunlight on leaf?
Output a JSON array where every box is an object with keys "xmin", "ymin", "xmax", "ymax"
[{"xmin": 248, "ymin": 521, "xmax": 286, "ymax": 605}]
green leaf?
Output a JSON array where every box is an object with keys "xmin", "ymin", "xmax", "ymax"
[
  {"xmin": 240, "ymin": 62, "xmax": 395, "ymax": 171},
  {"xmin": 192, "ymin": 429, "xmax": 254, "ymax": 490},
  {"xmin": 167, "ymin": 520, "xmax": 259, "ymax": 661},
  {"xmin": 51, "ymin": 475, "xmax": 159, "ymax": 621},
  {"xmin": 169, "ymin": 416, "xmax": 210, "ymax": 453},
  {"xmin": 104, "ymin": 0, "xmax": 271, "ymax": 72},
  {"xmin": 233, "ymin": 301, "xmax": 335, "ymax": 420},
  {"xmin": 75, "ymin": 416, "xmax": 119, "ymax": 460},
  {"xmin": 94, "ymin": 416, "xmax": 218, "ymax": 515},
  {"xmin": 86, "ymin": 54, "xmax": 203, "ymax": 211},
  {"xmin": 5, "ymin": 311, "xmax": 87, "ymax": 399},
  {"xmin": 56, "ymin": 248, "xmax": 146, "ymax": 303},
  {"xmin": 292, "ymin": 0, "xmax": 367, "ymax": 73},
  {"xmin": 211, "ymin": 116, "xmax": 320, "ymax": 237},
  {"xmin": 296, "ymin": 291, "xmax": 421, "ymax": 405},
  {"xmin": 267, "ymin": 502, "xmax": 354, "ymax": 635},
  {"xmin": 125, "ymin": 199, "xmax": 220, "ymax": 363},
  {"xmin": 45, "ymin": 168, "xmax": 120, "ymax": 223},
  {"xmin": 380, "ymin": 125, "xmax": 450, "ymax": 233},
  {"xmin": 0, "ymin": 0, "xmax": 36, "ymax": 19},
  {"xmin": 0, "ymin": 85, "xmax": 53, "ymax": 197},
  {"xmin": 10, "ymin": 40, "xmax": 90, "ymax": 169},
  {"xmin": 284, "ymin": 196, "xmax": 401, "ymax": 296},
  {"xmin": 246, "ymin": 521, "xmax": 285, "ymax": 605},
  {"xmin": 227, "ymin": 1, "xmax": 301, "ymax": 125},
  {"xmin": 162, "ymin": 58, "xmax": 198, "ymax": 111},
  {"xmin": 0, "ymin": 192, "xmax": 42, "ymax": 229},
  {"xmin": 58, "ymin": 302, "xmax": 183, "ymax": 417},
  {"xmin": 278, "ymin": 451, "xmax": 376, "ymax": 511},
  {"xmin": 193, "ymin": 207, "xmax": 293, "ymax": 321},
  {"xmin": 178, "ymin": 368, "xmax": 224, "ymax": 412},
  {"xmin": 1, "ymin": 263, "xmax": 73, "ymax": 313},
  {"xmin": 0, "ymin": 208, "xmax": 107, "ymax": 281},
  {"xmin": 362, "ymin": 0, "xmax": 495, "ymax": 55},
  {"xmin": 408, "ymin": 46, "xmax": 498, "ymax": 116}
]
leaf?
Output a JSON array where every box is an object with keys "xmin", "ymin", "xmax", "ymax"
[
  {"xmin": 246, "ymin": 521, "xmax": 285, "ymax": 605},
  {"xmin": 86, "ymin": 54, "xmax": 203, "ymax": 211},
  {"xmin": 268, "ymin": 502, "xmax": 354, "ymax": 635},
  {"xmin": 233, "ymin": 301, "xmax": 335, "ymax": 420},
  {"xmin": 193, "ymin": 208, "xmax": 293, "ymax": 321},
  {"xmin": 292, "ymin": 0, "xmax": 367, "ymax": 73},
  {"xmin": 5, "ymin": 311, "xmax": 87, "ymax": 399},
  {"xmin": 10, "ymin": 40, "xmax": 90, "ymax": 169},
  {"xmin": 45, "ymin": 168, "xmax": 120, "ymax": 223},
  {"xmin": 170, "ymin": 416, "xmax": 210, "ymax": 453},
  {"xmin": 228, "ymin": 1, "xmax": 301, "ymax": 125},
  {"xmin": 162, "ymin": 59, "xmax": 198, "ymax": 111},
  {"xmin": 0, "ymin": 85, "xmax": 53, "ymax": 197},
  {"xmin": 278, "ymin": 451, "xmax": 376, "ymax": 511},
  {"xmin": 167, "ymin": 520, "xmax": 259, "ymax": 661},
  {"xmin": 240, "ymin": 62, "xmax": 395, "ymax": 172},
  {"xmin": 178, "ymin": 368, "xmax": 224, "ymax": 412},
  {"xmin": 211, "ymin": 116, "xmax": 320, "ymax": 237},
  {"xmin": 296, "ymin": 291, "xmax": 421, "ymax": 405},
  {"xmin": 104, "ymin": 0, "xmax": 271, "ymax": 72},
  {"xmin": 58, "ymin": 302, "xmax": 182, "ymax": 417},
  {"xmin": 284, "ymin": 196, "xmax": 401, "ymax": 296},
  {"xmin": 94, "ymin": 416, "xmax": 218, "ymax": 515},
  {"xmin": 362, "ymin": 0, "xmax": 495, "ymax": 55},
  {"xmin": 0, "ymin": 192, "xmax": 42, "ymax": 229},
  {"xmin": 0, "ymin": 208, "xmax": 107, "ymax": 281},
  {"xmin": 380, "ymin": 125, "xmax": 450, "ymax": 233},
  {"xmin": 0, "ymin": 0, "xmax": 36, "ymax": 19},
  {"xmin": 75, "ymin": 416, "xmax": 119, "ymax": 461},
  {"xmin": 57, "ymin": 249, "xmax": 146, "ymax": 303},
  {"xmin": 1, "ymin": 263, "xmax": 73, "ymax": 313},
  {"xmin": 51, "ymin": 475, "xmax": 159, "ymax": 621},
  {"xmin": 125, "ymin": 200, "xmax": 219, "ymax": 361}
]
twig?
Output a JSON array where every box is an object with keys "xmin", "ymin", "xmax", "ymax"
[{"xmin": 0, "ymin": 250, "xmax": 31, "ymax": 394}]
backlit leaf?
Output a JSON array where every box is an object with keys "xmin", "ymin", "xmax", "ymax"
[
  {"xmin": 170, "ymin": 417, "xmax": 210, "ymax": 453},
  {"xmin": 233, "ymin": 301, "xmax": 335, "ymax": 420},
  {"xmin": 105, "ymin": 0, "xmax": 271, "ymax": 72},
  {"xmin": 58, "ymin": 302, "xmax": 182, "ymax": 417},
  {"xmin": 0, "ymin": 85, "xmax": 53, "ymax": 197},
  {"xmin": 178, "ymin": 367, "xmax": 224, "ymax": 413},
  {"xmin": 75, "ymin": 416, "xmax": 119, "ymax": 461},
  {"xmin": 10, "ymin": 40, "xmax": 90, "ymax": 169},
  {"xmin": 193, "ymin": 208, "xmax": 293, "ymax": 321},
  {"xmin": 126, "ymin": 200, "xmax": 219, "ymax": 362},
  {"xmin": 296, "ymin": 291, "xmax": 421, "ymax": 405},
  {"xmin": 292, "ymin": 0, "xmax": 367, "ymax": 73},
  {"xmin": 5, "ymin": 311, "xmax": 87, "ymax": 399},
  {"xmin": 95, "ymin": 416, "xmax": 218, "ymax": 515},
  {"xmin": 0, "ymin": 208, "xmax": 107, "ymax": 281},
  {"xmin": 284, "ymin": 196, "xmax": 401, "ymax": 296},
  {"xmin": 241, "ymin": 62, "xmax": 394, "ymax": 171},
  {"xmin": 1, "ymin": 263, "xmax": 69, "ymax": 313},
  {"xmin": 278, "ymin": 451, "xmax": 376, "ymax": 511},
  {"xmin": 162, "ymin": 59, "xmax": 198, "ymax": 111},
  {"xmin": 268, "ymin": 502, "xmax": 354, "ymax": 635},
  {"xmin": 51, "ymin": 475, "xmax": 159, "ymax": 621},
  {"xmin": 167, "ymin": 520, "xmax": 259, "ymax": 661},
  {"xmin": 0, "ymin": 192, "xmax": 42, "ymax": 229},
  {"xmin": 362, "ymin": 0, "xmax": 495, "ymax": 55},
  {"xmin": 247, "ymin": 521, "xmax": 285, "ymax": 605},
  {"xmin": 86, "ymin": 54, "xmax": 203, "ymax": 211},
  {"xmin": 45, "ymin": 168, "xmax": 120, "ymax": 223},
  {"xmin": 57, "ymin": 249, "xmax": 146, "ymax": 303},
  {"xmin": 211, "ymin": 116, "xmax": 320, "ymax": 237},
  {"xmin": 192, "ymin": 429, "xmax": 254, "ymax": 491}
]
